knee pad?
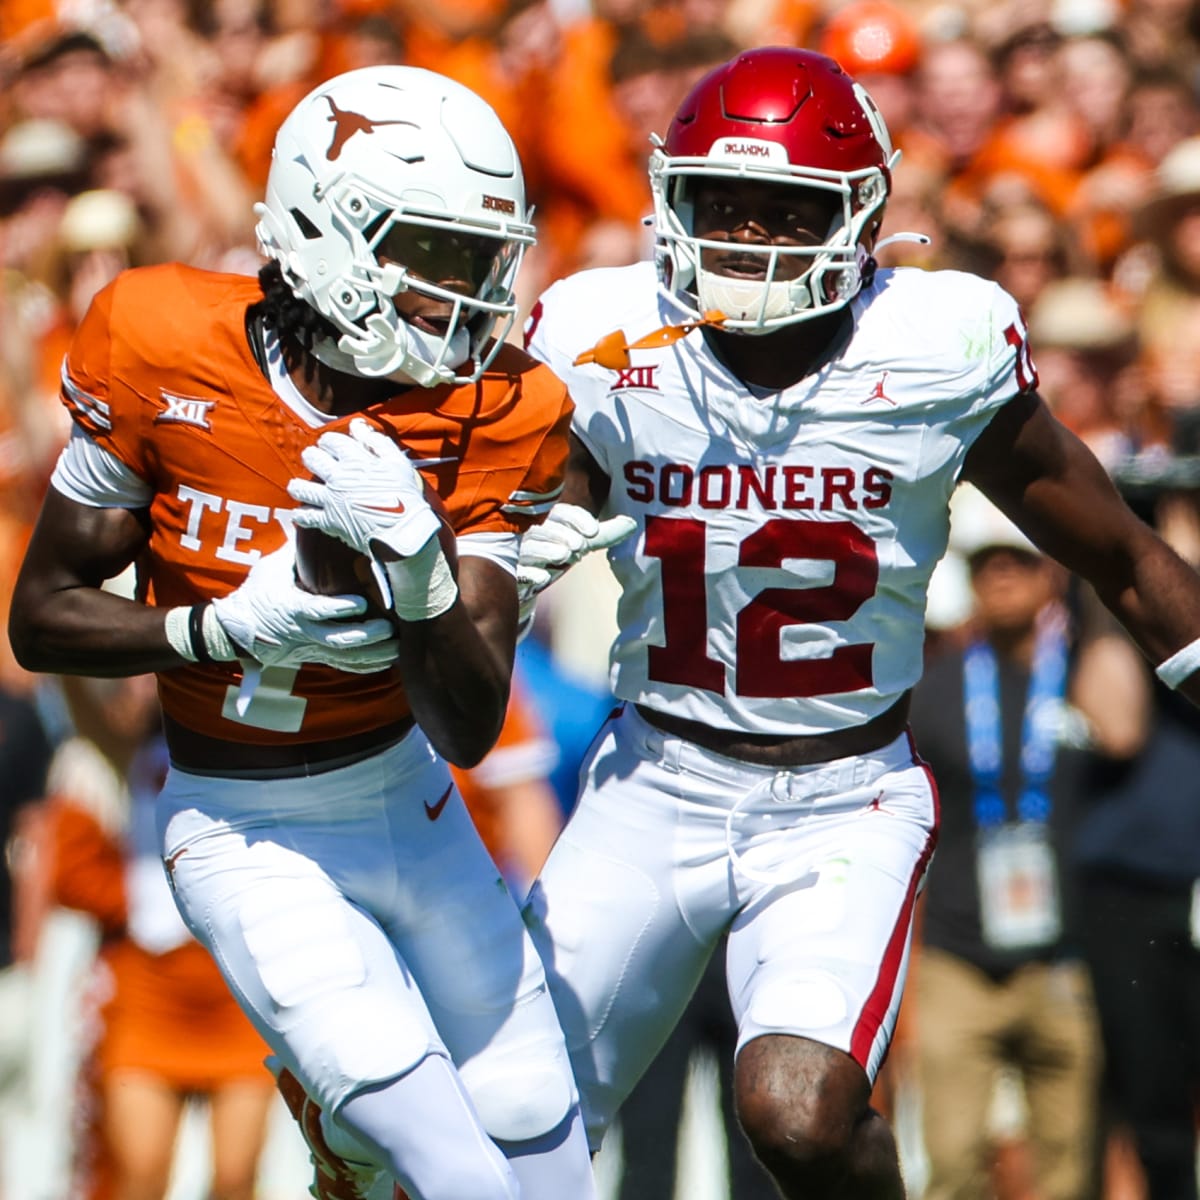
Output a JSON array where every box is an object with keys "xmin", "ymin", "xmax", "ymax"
[{"xmin": 459, "ymin": 1040, "xmax": 576, "ymax": 1143}]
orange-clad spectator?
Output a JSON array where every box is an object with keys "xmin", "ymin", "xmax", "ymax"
[
  {"xmin": 905, "ymin": 35, "xmax": 1005, "ymax": 247},
  {"xmin": 232, "ymin": 12, "xmax": 406, "ymax": 194},
  {"xmin": 399, "ymin": 0, "xmax": 536, "ymax": 161},
  {"xmin": 452, "ymin": 675, "xmax": 563, "ymax": 895},
  {"xmin": 1071, "ymin": 64, "xmax": 1198, "ymax": 275},
  {"xmin": 527, "ymin": 10, "xmax": 659, "ymax": 281},
  {"xmin": 1059, "ymin": 32, "xmax": 1134, "ymax": 166},
  {"xmin": 531, "ymin": 20, "xmax": 738, "ymax": 288},
  {"xmin": 1051, "ymin": 31, "xmax": 1140, "ymax": 268},
  {"xmin": 817, "ymin": 0, "xmax": 923, "ymax": 145},
  {"xmin": 907, "ymin": 36, "xmax": 1003, "ymax": 178},
  {"xmin": 50, "ymin": 674, "xmax": 274, "ymax": 1200},
  {"xmin": 944, "ymin": 28, "xmax": 1097, "ymax": 244},
  {"xmin": 0, "ymin": 117, "xmax": 92, "ymax": 691}
]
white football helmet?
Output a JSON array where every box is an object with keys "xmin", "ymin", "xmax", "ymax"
[
  {"xmin": 255, "ymin": 66, "xmax": 535, "ymax": 387},
  {"xmin": 651, "ymin": 47, "xmax": 899, "ymax": 334}
]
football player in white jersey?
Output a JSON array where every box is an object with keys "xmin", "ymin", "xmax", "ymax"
[{"xmin": 518, "ymin": 46, "xmax": 1200, "ymax": 1198}]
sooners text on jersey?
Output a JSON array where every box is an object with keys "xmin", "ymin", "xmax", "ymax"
[{"xmin": 526, "ymin": 260, "xmax": 1035, "ymax": 737}]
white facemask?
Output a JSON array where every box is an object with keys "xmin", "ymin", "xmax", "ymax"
[{"xmin": 309, "ymin": 317, "xmax": 472, "ymax": 387}]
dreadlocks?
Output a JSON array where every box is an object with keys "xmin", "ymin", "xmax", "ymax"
[{"xmin": 249, "ymin": 260, "xmax": 341, "ymax": 352}]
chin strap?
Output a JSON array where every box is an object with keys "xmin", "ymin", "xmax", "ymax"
[
  {"xmin": 573, "ymin": 309, "xmax": 726, "ymax": 370},
  {"xmin": 874, "ymin": 231, "xmax": 933, "ymax": 252}
]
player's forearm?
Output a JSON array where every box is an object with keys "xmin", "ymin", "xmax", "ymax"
[
  {"xmin": 1088, "ymin": 534, "xmax": 1200, "ymax": 704},
  {"xmin": 395, "ymin": 606, "xmax": 511, "ymax": 767},
  {"xmin": 8, "ymin": 587, "xmax": 186, "ymax": 676},
  {"xmin": 563, "ymin": 431, "xmax": 609, "ymax": 513},
  {"xmin": 392, "ymin": 553, "xmax": 516, "ymax": 765}
]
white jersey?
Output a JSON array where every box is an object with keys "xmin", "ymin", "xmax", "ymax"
[{"xmin": 526, "ymin": 261, "xmax": 1036, "ymax": 736}]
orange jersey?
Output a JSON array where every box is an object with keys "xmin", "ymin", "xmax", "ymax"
[{"xmin": 61, "ymin": 264, "xmax": 572, "ymax": 746}]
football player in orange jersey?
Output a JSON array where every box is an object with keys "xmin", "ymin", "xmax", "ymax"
[{"xmin": 8, "ymin": 66, "xmax": 594, "ymax": 1200}]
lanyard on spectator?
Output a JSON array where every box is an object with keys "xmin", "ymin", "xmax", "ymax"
[{"xmin": 963, "ymin": 613, "xmax": 1068, "ymax": 829}]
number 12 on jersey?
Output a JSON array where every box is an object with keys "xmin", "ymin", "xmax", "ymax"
[{"xmin": 643, "ymin": 514, "xmax": 880, "ymax": 700}]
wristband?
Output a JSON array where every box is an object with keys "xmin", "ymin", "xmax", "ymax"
[
  {"xmin": 188, "ymin": 604, "xmax": 214, "ymax": 663},
  {"xmin": 164, "ymin": 606, "xmax": 197, "ymax": 662},
  {"xmin": 1155, "ymin": 636, "xmax": 1200, "ymax": 689},
  {"xmin": 380, "ymin": 540, "xmax": 459, "ymax": 622}
]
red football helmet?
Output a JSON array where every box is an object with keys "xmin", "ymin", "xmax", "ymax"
[{"xmin": 651, "ymin": 47, "xmax": 898, "ymax": 332}]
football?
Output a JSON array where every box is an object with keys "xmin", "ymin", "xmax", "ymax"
[{"xmin": 294, "ymin": 484, "xmax": 458, "ymax": 620}]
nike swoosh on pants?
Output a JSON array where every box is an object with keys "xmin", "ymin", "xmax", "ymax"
[{"xmin": 424, "ymin": 784, "xmax": 453, "ymax": 821}]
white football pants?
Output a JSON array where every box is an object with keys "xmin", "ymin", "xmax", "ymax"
[
  {"xmin": 158, "ymin": 725, "xmax": 577, "ymax": 1141},
  {"xmin": 524, "ymin": 703, "xmax": 938, "ymax": 1149}
]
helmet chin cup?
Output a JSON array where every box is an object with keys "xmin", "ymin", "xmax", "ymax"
[
  {"xmin": 697, "ymin": 271, "xmax": 808, "ymax": 328},
  {"xmin": 255, "ymin": 65, "xmax": 535, "ymax": 386},
  {"xmin": 310, "ymin": 311, "xmax": 472, "ymax": 387}
]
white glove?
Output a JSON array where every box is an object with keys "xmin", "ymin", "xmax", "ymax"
[
  {"xmin": 288, "ymin": 418, "xmax": 458, "ymax": 622},
  {"xmin": 288, "ymin": 418, "xmax": 441, "ymax": 559},
  {"xmin": 210, "ymin": 540, "xmax": 399, "ymax": 673},
  {"xmin": 516, "ymin": 503, "xmax": 637, "ymax": 623}
]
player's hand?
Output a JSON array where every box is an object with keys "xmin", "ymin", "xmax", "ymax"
[
  {"xmin": 288, "ymin": 418, "xmax": 441, "ymax": 559},
  {"xmin": 210, "ymin": 540, "xmax": 399, "ymax": 672},
  {"xmin": 289, "ymin": 419, "xmax": 458, "ymax": 621},
  {"xmin": 516, "ymin": 503, "xmax": 637, "ymax": 621}
]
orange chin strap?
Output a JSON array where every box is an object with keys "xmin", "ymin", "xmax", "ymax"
[{"xmin": 573, "ymin": 310, "xmax": 727, "ymax": 370}]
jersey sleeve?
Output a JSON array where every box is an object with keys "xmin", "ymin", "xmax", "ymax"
[
  {"xmin": 495, "ymin": 383, "xmax": 572, "ymax": 532},
  {"xmin": 50, "ymin": 425, "xmax": 154, "ymax": 507},
  {"xmin": 978, "ymin": 282, "xmax": 1039, "ymax": 406},
  {"xmin": 60, "ymin": 277, "xmax": 152, "ymax": 480},
  {"xmin": 940, "ymin": 280, "xmax": 1040, "ymax": 472}
]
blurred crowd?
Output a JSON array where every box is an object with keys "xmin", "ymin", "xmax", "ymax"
[{"xmin": 3, "ymin": 0, "xmax": 1200, "ymax": 1197}]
